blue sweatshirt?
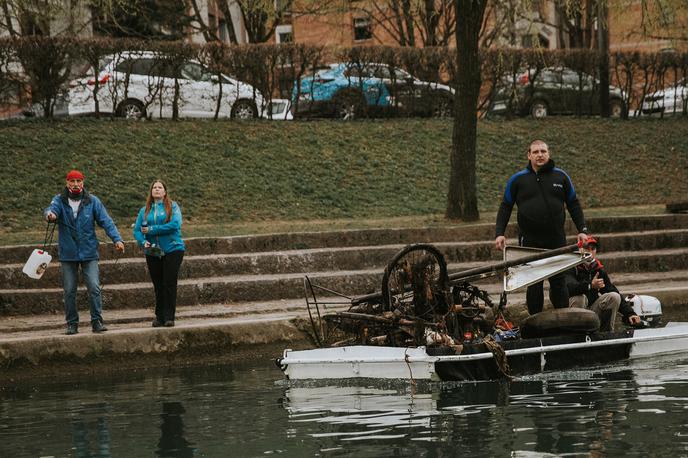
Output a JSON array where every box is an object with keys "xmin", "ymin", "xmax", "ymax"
[{"xmin": 133, "ymin": 201, "xmax": 185, "ymax": 254}]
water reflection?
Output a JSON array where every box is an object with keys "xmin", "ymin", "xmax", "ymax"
[
  {"xmin": 70, "ymin": 412, "xmax": 111, "ymax": 458},
  {"xmin": 157, "ymin": 402, "xmax": 195, "ymax": 458},
  {"xmin": 280, "ymin": 366, "xmax": 646, "ymax": 456},
  {"xmin": 1, "ymin": 358, "xmax": 687, "ymax": 457}
]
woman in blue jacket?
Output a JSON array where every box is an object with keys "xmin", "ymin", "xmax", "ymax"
[{"xmin": 133, "ymin": 180, "xmax": 185, "ymax": 327}]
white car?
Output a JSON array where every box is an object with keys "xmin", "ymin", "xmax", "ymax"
[
  {"xmin": 67, "ymin": 51, "xmax": 291, "ymax": 120},
  {"xmin": 641, "ymin": 79, "xmax": 688, "ymax": 116}
]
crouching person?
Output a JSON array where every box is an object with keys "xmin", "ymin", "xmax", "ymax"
[{"xmin": 566, "ymin": 237, "xmax": 640, "ymax": 332}]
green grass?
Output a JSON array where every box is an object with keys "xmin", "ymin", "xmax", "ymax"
[{"xmin": 1, "ymin": 117, "xmax": 687, "ymax": 245}]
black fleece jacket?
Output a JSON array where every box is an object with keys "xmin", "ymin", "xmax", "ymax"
[
  {"xmin": 566, "ymin": 260, "xmax": 637, "ymax": 323},
  {"xmin": 495, "ymin": 159, "xmax": 587, "ymax": 242}
]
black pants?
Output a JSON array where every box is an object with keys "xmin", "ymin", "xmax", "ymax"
[
  {"xmin": 520, "ymin": 233, "xmax": 568, "ymax": 314},
  {"xmin": 146, "ymin": 250, "xmax": 184, "ymax": 323}
]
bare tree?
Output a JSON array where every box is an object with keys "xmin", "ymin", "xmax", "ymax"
[
  {"xmin": 348, "ymin": 0, "xmax": 455, "ymax": 46},
  {"xmin": 635, "ymin": 0, "xmax": 688, "ymax": 43}
]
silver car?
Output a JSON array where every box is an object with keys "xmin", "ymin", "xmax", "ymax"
[
  {"xmin": 641, "ymin": 79, "xmax": 687, "ymax": 116},
  {"xmin": 67, "ymin": 51, "xmax": 291, "ymax": 120}
]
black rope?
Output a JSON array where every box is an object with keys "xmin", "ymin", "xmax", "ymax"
[{"xmin": 42, "ymin": 221, "xmax": 56, "ymax": 251}]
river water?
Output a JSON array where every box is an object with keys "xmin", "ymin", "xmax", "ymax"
[{"xmin": 1, "ymin": 354, "xmax": 688, "ymax": 457}]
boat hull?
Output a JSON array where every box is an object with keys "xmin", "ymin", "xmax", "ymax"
[{"xmin": 278, "ymin": 322, "xmax": 688, "ymax": 382}]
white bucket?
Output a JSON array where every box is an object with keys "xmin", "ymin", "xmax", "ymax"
[{"xmin": 22, "ymin": 249, "xmax": 52, "ymax": 279}]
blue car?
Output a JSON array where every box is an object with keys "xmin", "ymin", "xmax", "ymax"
[{"xmin": 291, "ymin": 63, "xmax": 392, "ymax": 119}]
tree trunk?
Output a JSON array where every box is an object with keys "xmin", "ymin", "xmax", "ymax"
[
  {"xmin": 446, "ymin": 0, "xmax": 486, "ymax": 221},
  {"xmin": 401, "ymin": 0, "xmax": 416, "ymax": 47},
  {"xmin": 597, "ymin": 0, "xmax": 610, "ymax": 117}
]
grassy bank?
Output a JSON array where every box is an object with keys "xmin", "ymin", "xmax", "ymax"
[{"xmin": 1, "ymin": 117, "xmax": 687, "ymax": 239}]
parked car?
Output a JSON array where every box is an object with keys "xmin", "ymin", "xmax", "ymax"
[
  {"xmin": 488, "ymin": 67, "xmax": 626, "ymax": 119},
  {"xmin": 66, "ymin": 51, "xmax": 291, "ymax": 120},
  {"xmin": 291, "ymin": 62, "xmax": 454, "ymax": 119},
  {"xmin": 292, "ymin": 63, "xmax": 390, "ymax": 120},
  {"xmin": 641, "ymin": 79, "xmax": 687, "ymax": 116},
  {"xmin": 348, "ymin": 63, "xmax": 455, "ymax": 117}
]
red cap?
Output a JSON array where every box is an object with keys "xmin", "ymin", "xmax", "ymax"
[{"xmin": 66, "ymin": 170, "xmax": 84, "ymax": 181}]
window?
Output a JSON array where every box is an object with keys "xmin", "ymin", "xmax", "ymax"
[
  {"xmin": 562, "ymin": 71, "xmax": 594, "ymax": 88},
  {"xmin": 353, "ymin": 17, "xmax": 372, "ymax": 41},
  {"xmin": 115, "ymin": 58, "xmax": 177, "ymax": 78},
  {"xmin": 115, "ymin": 58, "xmax": 154, "ymax": 76},
  {"xmin": 522, "ymin": 30, "xmax": 549, "ymax": 49},
  {"xmin": 393, "ymin": 68, "xmax": 411, "ymax": 80},
  {"xmin": 98, "ymin": 57, "xmax": 114, "ymax": 73},
  {"xmin": 344, "ymin": 66, "xmax": 374, "ymax": 79},
  {"xmin": 275, "ymin": 24, "xmax": 293, "ymax": 43},
  {"xmin": 181, "ymin": 63, "xmax": 212, "ymax": 82},
  {"xmin": 532, "ymin": 70, "xmax": 561, "ymax": 84},
  {"xmin": 372, "ymin": 66, "xmax": 390, "ymax": 79},
  {"xmin": 219, "ymin": 19, "xmax": 229, "ymax": 42}
]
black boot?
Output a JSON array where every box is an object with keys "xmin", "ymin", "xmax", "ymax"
[
  {"xmin": 65, "ymin": 323, "xmax": 79, "ymax": 335},
  {"xmin": 92, "ymin": 320, "xmax": 108, "ymax": 333}
]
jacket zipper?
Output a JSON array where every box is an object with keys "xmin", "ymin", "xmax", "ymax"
[{"xmin": 154, "ymin": 203, "xmax": 161, "ymax": 249}]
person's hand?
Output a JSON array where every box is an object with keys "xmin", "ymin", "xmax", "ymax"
[
  {"xmin": 141, "ymin": 226, "xmax": 149, "ymax": 234},
  {"xmin": 46, "ymin": 211, "xmax": 57, "ymax": 222},
  {"xmin": 115, "ymin": 241, "xmax": 125, "ymax": 253},
  {"xmin": 495, "ymin": 236, "xmax": 506, "ymax": 251},
  {"xmin": 591, "ymin": 272, "xmax": 605, "ymax": 290},
  {"xmin": 577, "ymin": 232, "xmax": 588, "ymax": 245},
  {"xmin": 143, "ymin": 241, "xmax": 151, "ymax": 248},
  {"xmin": 628, "ymin": 315, "xmax": 641, "ymax": 325}
]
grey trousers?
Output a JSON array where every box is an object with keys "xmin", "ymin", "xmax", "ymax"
[{"xmin": 569, "ymin": 292, "xmax": 622, "ymax": 332}]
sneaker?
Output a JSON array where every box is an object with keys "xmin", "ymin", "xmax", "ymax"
[
  {"xmin": 92, "ymin": 320, "xmax": 108, "ymax": 333},
  {"xmin": 152, "ymin": 320, "xmax": 163, "ymax": 327},
  {"xmin": 65, "ymin": 323, "xmax": 78, "ymax": 335},
  {"xmin": 163, "ymin": 320, "xmax": 175, "ymax": 327}
]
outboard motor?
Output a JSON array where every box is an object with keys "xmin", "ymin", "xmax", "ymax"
[{"xmin": 626, "ymin": 294, "xmax": 662, "ymax": 327}]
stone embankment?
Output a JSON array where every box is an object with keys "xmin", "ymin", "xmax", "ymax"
[{"xmin": 1, "ymin": 214, "xmax": 687, "ymax": 381}]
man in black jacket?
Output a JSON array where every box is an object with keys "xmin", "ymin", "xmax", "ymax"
[
  {"xmin": 567, "ymin": 237, "xmax": 640, "ymax": 331},
  {"xmin": 495, "ymin": 140, "xmax": 589, "ymax": 314}
]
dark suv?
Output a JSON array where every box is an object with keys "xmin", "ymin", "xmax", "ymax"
[{"xmin": 488, "ymin": 67, "xmax": 626, "ymax": 119}]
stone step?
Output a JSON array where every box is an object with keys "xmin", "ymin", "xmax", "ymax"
[
  {"xmin": 2, "ymin": 246, "xmax": 687, "ymax": 315},
  {"xmin": 0, "ymin": 299, "xmax": 314, "ymax": 335},
  {"xmin": 4, "ymin": 229, "xmax": 688, "ymax": 289},
  {"xmin": 2, "ymin": 213, "xmax": 687, "ymax": 263},
  {"xmin": 1, "ymin": 275, "xmax": 687, "ymax": 336}
]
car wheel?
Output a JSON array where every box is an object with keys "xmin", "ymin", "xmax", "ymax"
[
  {"xmin": 530, "ymin": 100, "xmax": 548, "ymax": 119},
  {"xmin": 432, "ymin": 95, "xmax": 453, "ymax": 118},
  {"xmin": 117, "ymin": 99, "xmax": 145, "ymax": 120},
  {"xmin": 610, "ymin": 99, "xmax": 624, "ymax": 118},
  {"xmin": 334, "ymin": 90, "xmax": 365, "ymax": 120},
  {"xmin": 231, "ymin": 99, "xmax": 258, "ymax": 119}
]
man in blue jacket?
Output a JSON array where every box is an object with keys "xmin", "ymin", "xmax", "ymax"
[
  {"xmin": 45, "ymin": 170, "xmax": 125, "ymax": 335},
  {"xmin": 494, "ymin": 140, "xmax": 589, "ymax": 315}
]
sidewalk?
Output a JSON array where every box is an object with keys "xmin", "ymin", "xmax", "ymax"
[{"xmin": 0, "ymin": 299, "xmax": 320, "ymax": 384}]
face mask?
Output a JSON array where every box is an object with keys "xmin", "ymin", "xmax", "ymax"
[{"xmin": 68, "ymin": 184, "xmax": 84, "ymax": 197}]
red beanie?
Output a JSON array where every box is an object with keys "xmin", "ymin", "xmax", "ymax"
[{"xmin": 66, "ymin": 170, "xmax": 85, "ymax": 181}]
